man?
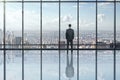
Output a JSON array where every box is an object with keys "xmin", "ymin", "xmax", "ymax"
[
  {"xmin": 66, "ymin": 24, "xmax": 74, "ymax": 53},
  {"xmin": 65, "ymin": 24, "xmax": 74, "ymax": 79}
]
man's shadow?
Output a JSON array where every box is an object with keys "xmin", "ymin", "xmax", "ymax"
[{"xmin": 65, "ymin": 51, "xmax": 74, "ymax": 79}]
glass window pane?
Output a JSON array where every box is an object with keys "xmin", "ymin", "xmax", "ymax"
[
  {"xmin": 6, "ymin": 3, "xmax": 22, "ymax": 49},
  {"xmin": 98, "ymin": 51, "xmax": 113, "ymax": 80},
  {"xmin": 6, "ymin": 50, "xmax": 22, "ymax": 80},
  {"xmin": 42, "ymin": 3, "xmax": 59, "ymax": 49},
  {"xmin": 79, "ymin": 3, "xmax": 96, "ymax": 49},
  {"xmin": 24, "ymin": 51, "xmax": 41, "ymax": 80},
  {"xmin": 0, "ymin": 51, "xmax": 3, "ymax": 80},
  {"xmin": 116, "ymin": 3, "xmax": 120, "ymax": 49},
  {"xmin": 0, "ymin": 3, "xmax": 3, "ymax": 48},
  {"xmin": 98, "ymin": 3, "xmax": 114, "ymax": 49},
  {"xmin": 24, "ymin": 3, "xmax": 40, "ymax": 48},
  {"xmin": 79, "ymin": 51, "xmax": 95, "ymax": 80},
  {"xmin": 61, "ymin": 51, "xmax": 77, "ymax": 80},
  {"xmin": 116, "ymin": 50, "xmax": 120, "ymax": 80},
  {"xmin": 61, "ymin": 3, "xmax": 77, "ymax": 49},
  {"xmin": 42, "ymin": 51, "xmax": 59, "ymax": 80}
]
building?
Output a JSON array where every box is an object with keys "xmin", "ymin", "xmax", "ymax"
[
  {"xmin": 59, "ymin": 41, "xmax": 65, "ymax": 48},
  {"xmin": 15, "ymin": 37, "xmax": 22, "ymax": 48},
  {"xmin": 97, "ymin": 42, "xmax": 110, "ymax": 48},
  {"xmin": 110, "ymin": 42, "xmax": 120, "ymax": 49}
]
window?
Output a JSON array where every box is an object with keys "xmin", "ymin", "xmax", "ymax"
[{"xmin": 0, "ymin": 0, "xmax": 120, "ymax": 80}]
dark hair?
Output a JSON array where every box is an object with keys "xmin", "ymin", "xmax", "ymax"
[{"xmin": 68, "ymin": 24, "xmax": 71, "ymax": 27}]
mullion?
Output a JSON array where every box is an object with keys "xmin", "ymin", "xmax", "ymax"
[
  {"xmin": 22, "ymin": 0, "xmax": 24, "ymax": 80},
  {"xmin": 59, "ymin": 0, "xmax": 61, "ymax": 80},
  {"xmin": 40, "ymin": 0, "xmax": 42, "ymax": 80},
  {"xmin": 114, "ymin": 0, "xmax": 116, "ymax": 80},
  {"xmin": 1, "ymin": 48, "xmax": 120, "ymax": 50},
  {"xmin": 1, "ymin": 43, "xmax": 96, "ymax": 45},
  {"xmin": 77, "ymin": 0, "xmax": 79, "ymax": 80},
  {"xmin": 3, "ymin": 0, "xmax": 6, "ymax": 80},
  {"xmin": 95, "ymin": 0, "xmax": 98, "ymax": 80},
  {"xmin": 2, "ymin": 47, "xmax": 120, "ymax": 50}
]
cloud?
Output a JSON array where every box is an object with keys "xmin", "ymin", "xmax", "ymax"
[
  {"xmin": 79, "ymin": 19, "xmax": 95, "ymax": 29},
  {"xmin": 98, "ymin": 3, "xmax": 110, "ymax": 6},
  {"xmin": 98, "ymin": 72, "xmax": 105, "ymax": 80},
  {"xmin": 0, "ymin": 4, "xmax": 42, "ymax": 31},
  {"xmin": 2, "ymin": 7, "xmax": 40, "ymax": 31},
  {"xmin": 62, "ymin": 15, "xmax": 73, "ymax": 23},
  {"xmin": 61, "ymin": 15, "xmax": 77, "ymax": 30},
  {"xmin": 0, "ymin": 4, "xmax": 3, "ymax": 30},
  {"xmin": 72, "ymin": 5, "xmax": 82, "ymax": 8},
  {"xmin": 72, "ymin": 3, "xmax": 88, "ymax": 8},
  {"xmin": 98, "ymin": 14, "xmax": 105, "ymax": 23},
  {"xmin": 0, "ymin": 4, "xmax": 111, "ymax": 31},
  {"xmin": 42, "ymin": 15, "xmax": 74, "ymax": 30},
  {"xmin": 24, "ymin": 10, "xmax": 40, "ymax": 30},
  {"xmin": 0, "ymin": 7, "xmax": 104, "ymax": 31},
  {"xmin": 98, "ymin": 3, "xmax": 113, "ymax": 9},
  {"xmin": 43, "ymin": 3, "xmax": 58, "ymax": 8}
]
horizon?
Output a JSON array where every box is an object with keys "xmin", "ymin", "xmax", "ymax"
[{"xmin": 1, "ymin": 28, "xmax": 120, "ymax": 32}]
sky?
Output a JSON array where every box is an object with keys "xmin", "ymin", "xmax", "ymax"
[{"xmin": 0, "ymin": 1, "xmax": 120, "ymax": 31}]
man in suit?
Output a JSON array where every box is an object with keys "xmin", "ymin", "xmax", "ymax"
[
  {"xmin": 66, "ymin": 24, "xmax": 74, "ymax": 53},
  {"xmin": 65, "ymin": 24, "xmax": 74, "ymax": 79}
]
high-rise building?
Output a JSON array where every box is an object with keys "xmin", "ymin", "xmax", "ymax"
[{"xmin": 15, "ymin": 37, "xmax": 22, "ymax": 48}]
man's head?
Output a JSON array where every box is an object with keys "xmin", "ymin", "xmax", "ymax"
[{"xmin": 68, "ymin": 24, "xmax": 71, "ymax": 28}]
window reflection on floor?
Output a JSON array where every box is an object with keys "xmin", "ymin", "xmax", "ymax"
[
  {"xmin": 24, "ymin": 51, "xmax": 41, "ymax": 80},
  {"xmin": 116, "ymin": 50, "xmax": 120, "ymax": 80},
  {"xmin": 6, "ymin": 50, "xmax": 22, "ymax": 80},
  {"xmin": 98, "ymin": 51, "xmax": 114, "ymax": 80},
  {"xmin": 0, "ymin": 51, "xmax": 3, "ymax": 80},
  {"xmin": 42, "ymin": 51, "xmax": 59, "ymax": 80},
  {"xmin": 79, "ymin": 51, "xmax": 95, "ymax": 80},
  {"xmin": 0, "ymin": 50, "xmax": 120, "ymax": 80}
]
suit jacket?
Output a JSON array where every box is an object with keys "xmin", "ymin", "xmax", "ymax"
[{"xmin": 66, "ymin": 28, "xmax": 74, "ymax": 41}]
